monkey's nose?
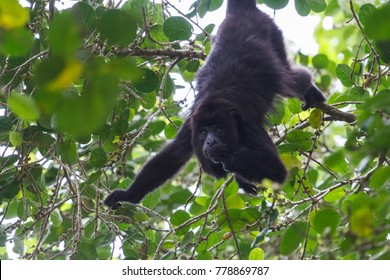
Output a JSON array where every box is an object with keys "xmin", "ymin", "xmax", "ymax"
[{"xmin": 206, "ymin": 138, "xmax": 216, "ymax": 147}]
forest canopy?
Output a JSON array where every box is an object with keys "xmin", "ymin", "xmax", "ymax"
[{"xmin": 0, "ymin": 0, "xmax": 389, "ymax": 260}]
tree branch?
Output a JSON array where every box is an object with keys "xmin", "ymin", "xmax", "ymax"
[
  {"xmin": 315, "ymin": 102, "xmax": 356, "ymax": 123},
  {"xmin": 116, "ymin": 47, "xmax": 206, "ymax": 60}
]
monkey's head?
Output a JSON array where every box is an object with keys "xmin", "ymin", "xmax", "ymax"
[{"xmin": 190, "ymin": 99, "xmax": 243, "ymax": 162}]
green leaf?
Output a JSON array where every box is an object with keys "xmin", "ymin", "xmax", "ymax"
[
  {"xmin": 49, "ymin": 10, "xmax": 82, "ymax": 57},
  {"xmin": 248, "ymin": 248, "xmax": 265, "ymax": 260},
  {"xmin": 359, "ymin": 4, "xmax": 376, "ymax": 26},
  {"xmin": 8, "ymin": 92, "xmax": 40, "ymax": 122},
  {"xmin": 186, "ymin": 60, "xmax": 200, "ymax": 72},
  {"xmin": 70, "ymin": 2, "xmax": 97, "ymax": 35},
  {"xmin": 195, "ymin": 0, "xmax": 223, "ymax": 18},
  {"xmin": 208, "ymin": 0, "xmax": 224, "ymax": 12},
  {"xmin": 50, "ymin": 209, "xmax": 63, "ymax": 227},
  {"xmin": 197, "ymin": 0, "xmax": 211, "ymax": 18},
  {"xmin": 149, "ymin": 24, "xmax": 170, "ymax": 42},
  {"xmin": 0, "ymin": 155, "xmax": 18, "ymax": 167},
  {"xmin": 312, "ymin": 54, "xmax": 329, "ymax": 69},
  {"xmin": 369, "ymin": 166, "xmax": 390, "ymax": 188},
  {"xmin": 269, "ymin": 208, "xmax": 279, "ymax": 224},
  {"xmin": 0, "ymin": 116, "xmax": 13, "ymax": 132},
  {"xmin": 287, "ymin": 98, "xmax": 303, "ymax": 114},
  {"xmin": 372, "ymin": 126, "xmax": 390, "ymax": 150},
  {"xmin": 122, "ymin": 0, "xmax": 149, "ymax": 27},
  {"xmin": 142, "ymin": 188, "xmax": 162, "ymax": 209},
  {"xmin": 58, "ymin": 141, "xmax": 77, "ymax": 165},
  {"xmin": 280, "ymin": 222, "xmax": 306, "ymax": 255},
  {"xmin": 90, "ymin": 148, "xmax": 107, "ymax": 168},
  {"xmin": 170, "ymin": 210, "xmax": 191, "ymax": 227},
  {"xmin": 0, "ymin": 179, "xmax": 20, "ymax": 199},
  {"xmin": 335, "ymin": 64, "xmax": 353, "ymax": 87},
  {"xmin": 251, "ymin": 228, "xmax": 269, "ymax": 247},
  {"xmin": 132, "ymin": 68, "xmax": 160, "ymax": 93},
  {"xmin": 71, "ymin": 242, "xmax": 98, "ymax": 260},
  {"xmin": 324, "ymin": 150, "xmax": 349, "ymax": 174},
  {"xmin": 149, "ymin": 120, "xmax": 166, "ymax": 135},
  {"xmin": 164, "ymin": 118, "xmax": 183, "ymax": 139},
  {"xmin": 141, "ymin": 92, "xmax": 157, "ymax": 109},
  {"xmin": 1, "ymin": 28, "xmax": 34, "ymax": 56},
  {"xmin": 295, "ymin": 0, "xmax": 311, "ymax": 16},
  {"xmin": 277, "ymin": 142, "xmax": 312, "ymax": 153},
  {"xmin": 365, "ymin": 4, "xmax": 390, "ymax": 41},
  {"xmin": 9, "ymin": 131, "xmax": 22, "ymax": 147},
  {"xmin": 169, "ymin": 189, "xmax": 193, "ymax": 205},
  {"xmin": 311, "ymin": 208, "xmax": 340, "ymax": 234},
  {"xmin": 309, "ymin": 0, "xmax": 327, "ymax": 13},
  {"xmin": 264, "ymin": 0, "xmax": 289, "ymax": 10},
  {"xmin": 286, "ymin": 130, "xmax": 314, "ymax": 143},
  {"xmin": 196, "ymin": 251, "xmax": 213, "ymax": 260},
  {"xmin": 112, "ymin": 119, "xmax": 129, "ymax": 136},
  {"xmin": 376, "ymin": 40, "xmax": 390, "ymax": 63},
  {"xmin": 163, "ymin": 16, "xmax": 193, "ymax": 41},
  {"xmin": 12, "ymin": 236, "xmax": 24, "ymax": 256},
  {"xmin": 365, "ymin": 90, "xmax": 390, "ymax": 114},
  {"xmin": 98, "ymin": 9, "xmax": 137, "ymax": 46},
  {"xmin": 51, "ymin": 60, "xmax": 121, "ymax": 136}
]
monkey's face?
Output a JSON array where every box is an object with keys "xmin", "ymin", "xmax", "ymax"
[{"xmin": 192, "ymin": 114, "xmax": 240, "ymax": 164}]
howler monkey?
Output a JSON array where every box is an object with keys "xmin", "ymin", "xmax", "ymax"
[{"xmin": 104, "ymin": 0, "xmax": 326, "ymax": 209}]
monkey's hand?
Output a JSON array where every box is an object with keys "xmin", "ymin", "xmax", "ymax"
[
  {"xmin": 208, "ymin": 147, "xmax": 236, "ymax": 172},
  {"xmin": 104, "ymin": 189, "xmax": 141, "ymax": 210},
  {"xmin": 302, "ymin": 85, "xmax": 326, "ymax": 110}
]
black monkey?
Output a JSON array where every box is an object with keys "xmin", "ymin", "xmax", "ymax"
[{"xmin": 105, "ymin": 0, "xmax": 325, "ymax": 208}]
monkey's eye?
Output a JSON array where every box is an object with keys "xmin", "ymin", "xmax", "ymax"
[
  {"xmin": 200, "ymin": 130, "xmax": 207, "ymax": 138},
  {"xmin": 214, "ymin": 127, "xmax": 223, "ymax": 135}
]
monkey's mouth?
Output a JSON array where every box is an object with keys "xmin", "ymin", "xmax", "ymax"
[
  {"xmin": 203, "ymin": 150, "xmax": 213, "ymax": 161},
  {"xmin": 203, "ymin": 146, "xmax": 229, "ymax": 164}
]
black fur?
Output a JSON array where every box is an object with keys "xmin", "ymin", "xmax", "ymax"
[{"xmin": 104, "ymin": 0, "xmax": 325, "ymax": 209}]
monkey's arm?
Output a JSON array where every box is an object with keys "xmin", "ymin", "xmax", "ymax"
[{"xmin": 105, "ymin": 121, "xmax": 193, "ymax": 209}]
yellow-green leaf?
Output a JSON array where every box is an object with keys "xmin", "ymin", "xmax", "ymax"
[
  {"xmin": 350, "ymin": 208, "xmax": 374, "ymax": 238},
  {"xmin": 249, "ymin": 248, "xmax": 265, "ymax": 260},
  {"xmin": 309, "ymin": 109, "xmax": 322, "ymax": 129},
  {"xmin": 324, "ymin": 188, "xmax": 346, "ymax": 203},
  {"xmin": 8, "ymin": 92, "xmax": 40, "ymax": 122},
  {"xmin": 0, "ymin": 0, "xmax": 29, "ymax": 30},
  {"xmin": 280, "ymin": 154, "xmax": 301, "ymax": 169},
  {"xmin": 46, "ymin": 59, "xmax": 83, "ymax": 91},
  {"xmin": 225, "ymin": 194, "xmax": 246, "ymax": 209}
]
